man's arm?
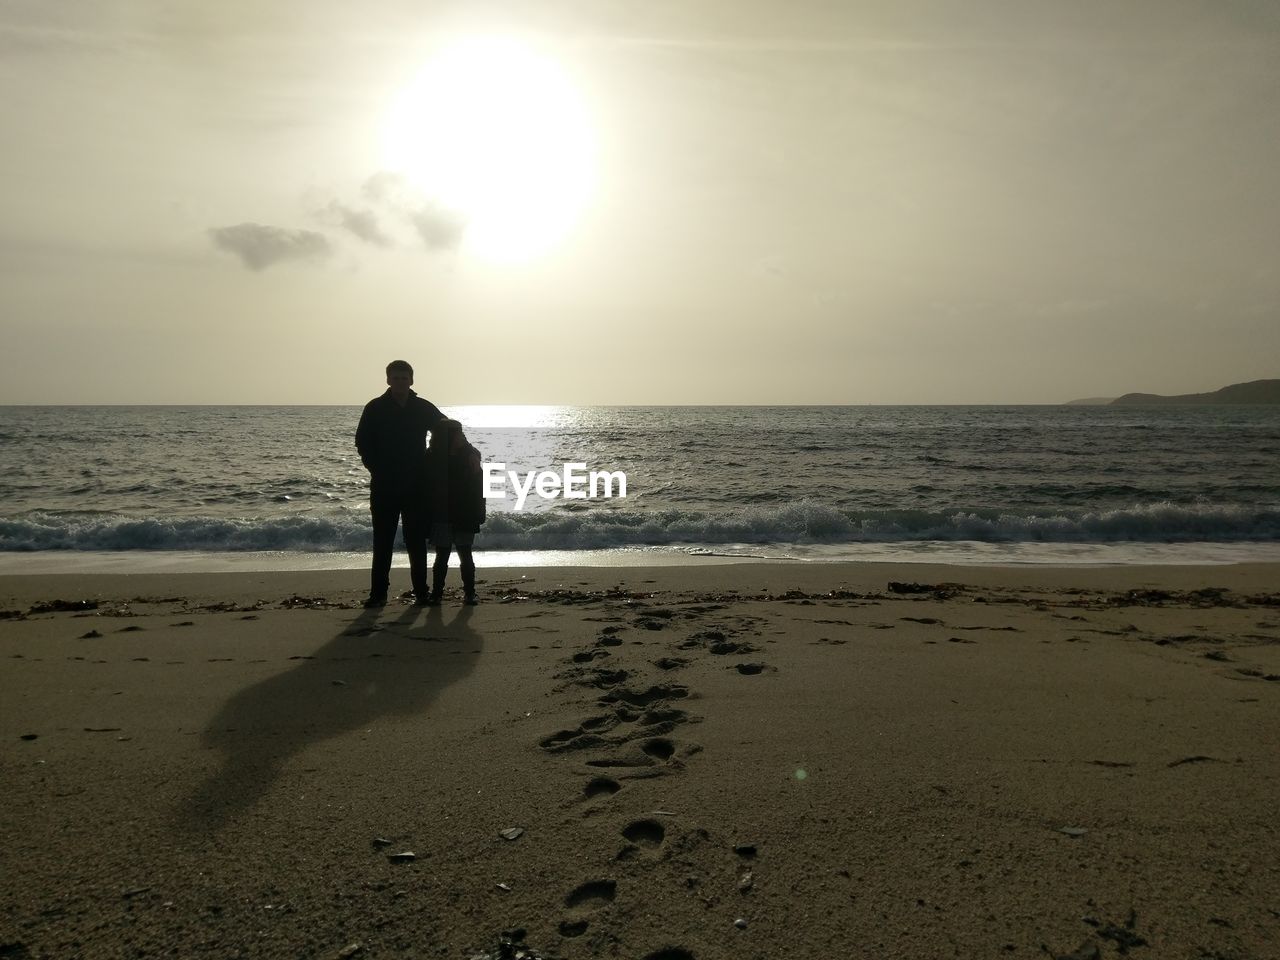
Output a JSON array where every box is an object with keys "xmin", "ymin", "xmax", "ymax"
[{"xmin": 355, "ymin": 401, "xmax": 375, "ymax": 472}]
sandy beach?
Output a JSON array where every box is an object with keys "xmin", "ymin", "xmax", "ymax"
[{"xmin": 2, "ymin": 562, "xmax": 1279, "ymax": 960}]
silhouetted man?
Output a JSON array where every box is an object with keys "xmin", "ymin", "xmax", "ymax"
[{"xmin": 355, "ymin": 360, "xmax": 444, "ymax": 606}]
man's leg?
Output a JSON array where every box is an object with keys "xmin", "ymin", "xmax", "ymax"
[
  {"xmin": 368, "ymin": 486, "xmax": 398, "ymax": 603},
  {"xmin": 402, "ymin": 495, "xmax": 429, "ymax": 601}
]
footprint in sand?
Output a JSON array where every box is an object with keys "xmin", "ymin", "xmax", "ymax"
[
  {"xmin": 559, "ymin": 879, "xmax": 617, "ymax": 937},
  {"xmin": 634, "ymin": 610, "xmax": 676, "ymax": 631},
  {"xmin": 585, "ymin": 668, "xmax": 629, "ymax": 689},
  {"xmin": 584, "ymin": 756, "xmax": 656, "ymax": 770},
  {"xmin": 638, "ymin": 706, "xmax": 690, "ymax": 732},
  {"xmin": 540, "ymin": 706, "xmax": 642, "ymax": 754},
  {"xmin": 540, "ymin": 728, "xmax": 611, "ymax": 754},
  {"xmin": 677, "ymin": 629, "xmax": 726, "ymax": 650},
  {"xmin": 580, "ymin": 714, "xmax": 621, "ymax": 733},
  {"xmin": 618, "ymin": 818, "xmax": 666, "ymax": 858},
  {"xmin": 599, "ymin": 684, "xmax": 689, "ymax": 708},
  {"xmin": 565, "ymin": 878, "xmax": 616, "ymax": 909},
  {"xmin": 584, "ymin": 733, "xmax": 693, "ymax": 771},
  {"xmin": 545, "ymin": 700, "xmax": 696, "ymax": 760},
  {"xmin": 710, "ymin": 640, "xmax": 757, "ymax": 656},
  {"xmin": 641, "ymin": 738, "xmax": 675, "ymax": 761},
  {"xmin": 583, "ymin": 776, "xmax": 622, "ymax": 800},
  {"xmin": 686, "ymin": 603, "xmax": 727, "ymax": 614},
  {"xmin": 555, "ymin": 664, "xmax": 631, "ymax": 689},
  {"xmin": 734, "ymin": 662, "xmax": 767, "ymax": 675}
]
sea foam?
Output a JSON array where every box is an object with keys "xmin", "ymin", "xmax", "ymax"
[{"xmin": 3, "ymin": 501, "xmax": 1276, "ymax": 552}]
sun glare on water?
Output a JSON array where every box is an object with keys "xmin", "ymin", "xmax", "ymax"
[{"xmin": 381, "ymin": 36, "xmax": 598, "ymax": 263}]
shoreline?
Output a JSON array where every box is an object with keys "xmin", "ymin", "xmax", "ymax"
[
  {"xmin": 3, "ymin": 539, "xmax": 1280, "ymax": 576},
  {"xmin": 3, "ymin": 562, "xmax": 1278, "ymax": 958},
  {"xmin": 5, "ymin": 560, "xmax": 1280, "ymax": 608}
]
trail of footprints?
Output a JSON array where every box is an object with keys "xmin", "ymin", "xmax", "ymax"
[{"xmin": 537, "ymin": 605, "xmax": 773, "ymax": 955}]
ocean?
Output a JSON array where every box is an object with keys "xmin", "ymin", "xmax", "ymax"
[{"xmin": 2, "ymin": 404, "xmax": 1278, "ymax": 569}]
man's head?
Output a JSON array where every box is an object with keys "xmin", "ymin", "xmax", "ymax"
[{"xmin": 385, "ymin": 360, "xmax": 414, "ymax": 400}]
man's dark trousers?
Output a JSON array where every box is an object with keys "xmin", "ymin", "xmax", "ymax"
[{"xmin": 369, "ymin": 478, "xmax": 428, "ymax": 600}]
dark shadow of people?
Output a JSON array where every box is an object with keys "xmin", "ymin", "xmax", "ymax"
[{"xmin": 175, "ymin": 602, "xmax": 483, "ymax": 835}]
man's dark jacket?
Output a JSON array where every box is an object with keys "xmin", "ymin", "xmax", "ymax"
[{"xmin": 355, "ymin": 390, "xmax": 444, "ymax": 488}]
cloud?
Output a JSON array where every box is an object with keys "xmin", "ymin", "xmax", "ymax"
[
  {"xmin": 325, "ymin": 201, "xmax": 391, "ymax": 247},
  {"xmin": 208, "ymin": 222, "xmax": 331, "ymax": 271},
  {"xmin": 361, "ymin": 172, "xmax": 467, "ymax": 251},
  {"xmin": 207, "ymin": 172, "xmax": 466, "ymax": 269},
  {"xmin": 408, "ymin": 203, "xmax": 466, "ymax": 251},
  {"xmin": 362, "ymin": 171, "xmax": 407, "ymax": 205}
]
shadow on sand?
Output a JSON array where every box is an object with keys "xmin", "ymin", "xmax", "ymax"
[{"xmin": 176, "ymin": 602, "xmax": 483, "ymax": 834}]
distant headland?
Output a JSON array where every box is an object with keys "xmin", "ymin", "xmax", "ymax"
[{"xmin": 1065, "ymin": 379, "xmax": 1280, "ymax": 406}]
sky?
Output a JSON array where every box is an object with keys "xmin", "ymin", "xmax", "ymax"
[{"xmin": 1, "ymin": 0, "xmax": 1278, "ymax": 404}]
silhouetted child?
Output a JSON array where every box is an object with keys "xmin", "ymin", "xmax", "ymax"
[{"xmin": 425, "ymin": 419, "xmax": 485, "ymax": 605}]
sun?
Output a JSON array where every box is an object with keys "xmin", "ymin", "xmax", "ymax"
[{"xmin": 380, "ymin": 36, "xmax": 598, "ymax": 263}]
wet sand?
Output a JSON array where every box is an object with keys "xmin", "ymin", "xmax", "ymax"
[{"xmin": 2, "ymin": 562, "xmax": 1279, "ymax": 960}]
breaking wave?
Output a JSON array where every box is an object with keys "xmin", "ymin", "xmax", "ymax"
[{"xmin": 2, "ymin": 500, "xmax": 1276, "ymax": 552}]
